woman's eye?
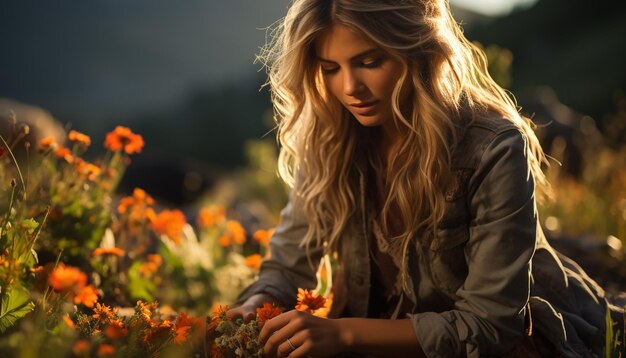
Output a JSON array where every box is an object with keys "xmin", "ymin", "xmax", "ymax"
[
  {"xmin": 362, "ymin": 57, "xmax": 383, "ymax": 68},
  {"xmin": 321, "ymin": 66, "xmax": 339, "ymax": 74}
]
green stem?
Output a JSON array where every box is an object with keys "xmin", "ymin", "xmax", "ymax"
[
  {"xmin": 0, "ymin": 182, "xmax": 16, "ymax": 238},
  {"xmin": 28, "ymin": 206, "xmax": 50, "ymax": 253},
  {"xmin": 42, "ymin": 250, "xmax": 63, "ymax": 312},
  {"xmin": 0, "ymin": 135, "xmax": 26, "ymax": 195}
]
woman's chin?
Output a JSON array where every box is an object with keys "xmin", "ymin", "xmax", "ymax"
[{"xmin": 353, "ymin": 115, "xmax": 384, "ymax": 127}]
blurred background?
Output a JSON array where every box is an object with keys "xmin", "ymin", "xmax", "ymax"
[{"xmin": 1, "ymin": 0, "xmax": 626, "ymax": 289}]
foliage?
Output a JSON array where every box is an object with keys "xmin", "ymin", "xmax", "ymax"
[{"xmin": 0, "ymin": 117, "xmax": 284, "ymax": 356}]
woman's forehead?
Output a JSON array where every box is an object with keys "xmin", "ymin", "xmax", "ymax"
[{"xmin": 314, "ymin": 24, "xmax": 379, "ymax": 61}]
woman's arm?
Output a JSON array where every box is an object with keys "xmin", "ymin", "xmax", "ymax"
[
  {"xmin": 339, "ymin": 317, "xmax": 427, "ymax": 358},
  {"xmin": 234, "ymin": 192, "xmax": 323, "ymax": 311},
  {"xmin": 259, "ymin": 311, "xmax": 427, "ymax": 358}
]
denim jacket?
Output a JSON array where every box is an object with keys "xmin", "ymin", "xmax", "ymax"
[{"xmin": 237, "ymin": 114, "xmax": 611, "ymax": 357}]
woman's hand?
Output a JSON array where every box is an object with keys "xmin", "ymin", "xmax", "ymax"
[
  {"xmin": 227, "ymin": 293, "xmax": 275, "ymax": 322},
  {"xmin": 259, "ymin": 310, "xmax": 349, "ymax": 358}
]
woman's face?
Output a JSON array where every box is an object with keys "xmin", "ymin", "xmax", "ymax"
[{"xmin": 315, "ymin": 24, "xmax": 408, "ymax": 129}]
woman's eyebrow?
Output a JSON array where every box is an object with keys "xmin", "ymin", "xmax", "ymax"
[{"xmin": 316, "ymin": 48, "xmax": 379, "ymax": 63}]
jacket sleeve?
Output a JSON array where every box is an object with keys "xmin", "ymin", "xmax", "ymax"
[
  {"xmin": 408, "ymin": 128, "xmax": 537, "ymax": 357},
  {"xmin": 236, "ymin": 193, "xmax": 323, "ymax": 309}
]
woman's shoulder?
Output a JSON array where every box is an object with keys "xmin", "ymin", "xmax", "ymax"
[
  {"xmin": 451, "ymin": 110, "xmax": 524, "ymax": 169},
  {"xmin": 460, "ymin": 109, "xmax": 520, "ymax": 145}
]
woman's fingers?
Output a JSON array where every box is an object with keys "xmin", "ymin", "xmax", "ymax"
[
  {"xmin": 279, "ymin": 330, "xmax": 312, "ymax": 358},
  {"xmin": 225, "ymin": 305, "xmax": 255, "ymax": 322},
  {"xmin": 259, "ymin": 310, "xmax": 293, "ymax": 343},
  {"xmin": 261, "ymin": 311, "xmax": 304, "ymax": 357}
]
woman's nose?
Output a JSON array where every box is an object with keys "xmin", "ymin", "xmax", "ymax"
[{"xmin": 343, "ymin": 71, "xmax": 365, "ymax": 96}]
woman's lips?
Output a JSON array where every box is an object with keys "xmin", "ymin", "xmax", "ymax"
[{"xmin": 349, "ymin": 100, "xmax": 379, "ymax": 115}]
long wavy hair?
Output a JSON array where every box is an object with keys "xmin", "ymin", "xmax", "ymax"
[{"xmin": 259, "ymin": 0, "xmax": 549, "ymax": 271}]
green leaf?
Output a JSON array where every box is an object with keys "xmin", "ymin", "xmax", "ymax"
[
  {"xmin": 127, "ymin": 261, "xmax": 155, "ymax": 302},
  {"xmin": 0, "ymin": 285, "xmax": 34, "ymax": 333},
  {"xmin": 19, "ymin": 218, "xmax": 39, "ymax": 235}
]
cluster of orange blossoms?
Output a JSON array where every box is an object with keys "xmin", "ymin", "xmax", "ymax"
[
  {"xmin": 139, "ymin": 254, "xmax": 163, "ymax": 277},
  {"xmin": 252, "ymin": 228, "xmax": 274, "ymax": 246},
  {"xmin": 104, "ymin": 126, "xmax": 144, "ymax": 154},
  {"xmin": 197, "ymin": 206, "xmax": 226, "ymax": 228},
  {"xmin": 40, "ymin": 134, "xmax": 103, "ymax": 182},
  {"xmin": 117, "ymin": 188, "xmax": 157, "ymax": 229},
  {"xmin": 65, "ymin": 301, "xmax": 210, "ymax": 356},
  {"xmin": 134, "ymin": 301, "xmax": 206, "ymax": 349},
  {"xmin": 151, "ymin": 209, "xmax": 187, "ymax": 245},
  {"xmin": 39, "ymin": 126, "xmax": 144, "ymax": 183},
  {"xmin": 117, "ymin": 187, "xmax": 188, "ymax": 245},
  {"xmin": 68, "ymin": 130, "xmax": 91, "ymax": 147},
  {"xmin": 218, "ymin": 220, "xmax": 246, "ymax": 247},
  {"xmin": 49, "ymin": 264, "xmax": 99, "ymax": 307}
]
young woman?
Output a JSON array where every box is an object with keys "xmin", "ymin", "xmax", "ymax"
[{"xmin": 230, "ymin": 0, "xmax": 623, "ymax": 357}]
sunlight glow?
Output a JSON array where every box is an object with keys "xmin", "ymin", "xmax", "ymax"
[{"xmin": 450, "ymin": 0, "xmax": 538, "ymax": 17}]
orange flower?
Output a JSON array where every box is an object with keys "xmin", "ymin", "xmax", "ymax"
[
  {"xmin": 172, "ymin": 325, "xmax": 191, "ymax": 345},
  {"xmin": 144, "ymin": 320, "xmax": 173, "ymax": 348},
  {"xmin": 295, "ymin": 288, "xmax": 327, "ymax": 314},
  {"xmin": 117, "ymin": 197, "xmax": 135, "ymax": 214},
  {"xmin": 49, "ymin": 264, "xmax": 87, "ymax": 292},
  {"xmin": 72, "ymin": 340, "xmax": 91, "ymax": 356},
  {"xmin": 62, "ymin": 315, "xmax": 76, "ymax": 329},
  {"xmin": 312, "ymin": 292, "xmax": 333, "ymax": 318},
  {"xmin": 256, "ymin": 302, "xmax": 283, "ymax": 327},
  {"xmin": 136, "ymin": 300, "xmax": 158, "ymax": 322},
  {"xmin": 92, "ymin": 247, "xmax": 125, "ymax": 257},
  {"xmin": 245, "ymin": 254, "xmax": 262, "ymax": 269},
  {"xmin": 74, "ymin": 285, "xmax": 99, "ymax": 307},
  {"xmin": 68, "ymin": 130, "xmax": 91, "ymax": 147},
  {"xmin": 97, "ymin": 344, "xmax": 116, "ymax": 357},
  {"xmin": 39, "ymin": 136, "xmax": 56, "ymax": 150},
  {"xmin": 104, "ymin": 126, "xmax": 144, "ymax": 154},
  {"xmin": 197, "ymin": 206, "xmax": 226, "ymax": 228},
  {"xmin": 139, "ymin": 254, "xmax": 162, "ymax": 277},
  {"xmin": 54, "ymin": 146, "xmax": 74, "ymax": 163},
  {"xmin": 253, "ymin": 228, "xmax": 274, "ymax": 246},
  {"xmin": 219, "ymin": 220, "xmax": 246, "ymax": 247},
  {"xmin": 147, "ymin": 254, "xmax": 162, "ymax": 266},
  {"xmin": 175, "ymin": 312, "xmax": 205, "ymax": 342},
  {"xmin": 92, "ymin": 303, "xmax": 119, "ymax": 324},
  {"xmin": 75, "ymin": 160, "xmax": 101, "ymax": 181},
  {"xmin": 104, "ymin": 320, "xmax": 128, "ymax": 340},
  {"xmin": 151, "ymin": 209, "xmax": 187, "ymax": 245},
  {"xmin": 218, "ymin": 235, "xmax": 230, "ymax": 247},
  {"xmin": 118, "ymin": 188, "xmax": 155, "ymax": 211},
  {"xmin": 211, "ymin": 304, "xmax": 229, "ymax": 324}
]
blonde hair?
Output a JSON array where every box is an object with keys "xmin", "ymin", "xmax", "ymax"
[{"xmin": 259, "ymin": 0, "xmax": 549, "ymax": 264}]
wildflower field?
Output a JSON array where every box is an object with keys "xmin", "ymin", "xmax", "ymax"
[
  {"xmin": 1, "ymin": 97, "xmax": 625, "ymax": 357},
  {"xmin": 0, "ymin": 113, "xmax": 335, "ymax": 357}
]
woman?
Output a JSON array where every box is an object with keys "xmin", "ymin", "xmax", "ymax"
[{"xmin": 231, "ymin": 0, "xmax": 623, "ymax": 357}]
